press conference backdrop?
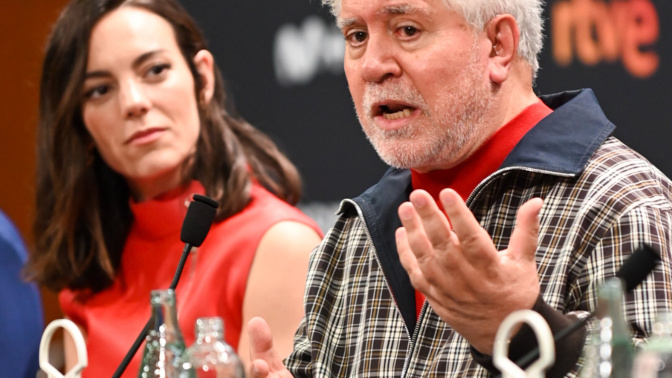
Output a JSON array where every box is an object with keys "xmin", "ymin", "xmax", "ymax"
[{"xmin": 183, "ymin": 0, "xmax": 671, "ymax": 211}]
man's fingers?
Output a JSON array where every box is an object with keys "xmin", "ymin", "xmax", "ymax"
[
  {"xmin": 249, "ymin": 316, "xmax": 274, "ymax": 356},
  {"xmin": 398, "ymin": 201, "xmax": 434, "ymax": 265},
  {"xmin": 439, "ymin": 188, "xmax": 495, "ymax": 261},
  {"xmin": 249, "ymin": 360, "xmax": 270, "ymax": 378},
  {"xmin": 248, "ymin": 317, "xmax": 284, "ymax": 373},
  {"xmin": 396, "ymin": 227, "xmax": 430, "ymax": 292},
  {"xmin": 408, "ymin": 190, "xmax": 453, "ymax": 249},
  {"xmin": 248, "ymin": 317, "xmax": 272, "ymax": 378},
  {"xmin": 509, "ymin": 197, "xmax": 543, "ymax": 261}
]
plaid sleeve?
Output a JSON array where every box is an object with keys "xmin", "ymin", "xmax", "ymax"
[
  {"xmin": 286, "ymin": 315, "xmax": 313, "ymax": 377},
  {"xmin": 579, "ymin": 203, "xmax": 672, "ymax": 339}
]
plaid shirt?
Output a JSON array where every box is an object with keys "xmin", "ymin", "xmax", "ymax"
[{"xmin": 285, "ymin": 89, "xmax": 672, "ymax": 377}]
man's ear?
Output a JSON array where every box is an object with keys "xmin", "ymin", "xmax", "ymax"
[
  {"xmin": 485, "ymin": 14, "xmax": 519, "ymax": 84},
  {"xmin": 193, "ymin": 49, "xmax": 215, "ymax": 104}
]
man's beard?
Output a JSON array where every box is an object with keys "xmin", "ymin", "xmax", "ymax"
[{"xmin": 357, "ymin": 45, "xmax": 492, "ymax": 170}]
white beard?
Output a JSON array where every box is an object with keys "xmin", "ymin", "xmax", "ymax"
[{"xmin": 357, "ymin": 43, "xmax": 493, "ymax": 169}]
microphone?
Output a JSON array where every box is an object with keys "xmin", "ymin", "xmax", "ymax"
[
  {"xmin": 180, "ymin": 194, "xmax": 219, "ymax": 246},
  {"xmin": 615, "ymin": 243, "xmax": 661, "ymax": 293},
  {"xmin": 112, "ymin": 194, "xmax": 218, "ymax": 378},
  {"xmin": 511, "ymin": 244, "xmax": 661, "ymax": 371},
  {"xmin": 170, "ymin": 194, "xmax": 219, "ymax": 289}
]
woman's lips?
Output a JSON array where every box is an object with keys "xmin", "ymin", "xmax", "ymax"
[{"xmin": 125, "ymin": 127, "xmax": 166, "ymax": 145}]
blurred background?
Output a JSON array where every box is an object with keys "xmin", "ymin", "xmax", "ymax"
[{"xmin": 1, "ymin": 0, "xmax": 670, "ymax": 372}]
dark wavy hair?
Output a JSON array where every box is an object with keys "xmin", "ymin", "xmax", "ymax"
[{"xmin": 27, "ymin": 0, "xmax": 303, "ymax": 293}]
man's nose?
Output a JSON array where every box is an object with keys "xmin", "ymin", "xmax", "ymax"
[
  {"xmin": 360, "ymin": 34, "xmax": 402, "ymax": 83},
  {"xmin": 119, "ymin": 79, "xmax": 150, "ymax": 119}
]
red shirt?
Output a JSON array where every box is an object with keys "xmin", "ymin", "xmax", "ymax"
[
  {"xmin": 60, "ymin": 181, "xmax": 322, "ymax": 377},
  {"xmin": 410, "ymin": 100, "xmax": 552, "ymax": 317}
]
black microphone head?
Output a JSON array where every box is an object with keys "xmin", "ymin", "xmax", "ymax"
[
  {"xmin": 616, "ymin": 244, "xmax": 661, "ymax": 293},
  {"xmin": 180, "ymin": 194, "xmax": 219, "ymax": 247}
]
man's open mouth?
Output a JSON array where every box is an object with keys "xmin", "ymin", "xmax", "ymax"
[{"xmin": 378, "ymin": 103, "xmax": 416, "ymax": 120}]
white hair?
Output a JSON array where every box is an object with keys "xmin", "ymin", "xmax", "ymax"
[{"xmin": 323, "ymin": 0, "xmax": 545, "ymax": 79}]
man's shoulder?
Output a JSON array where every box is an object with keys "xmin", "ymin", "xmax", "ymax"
[
  {"xmin": 340, "ymin": 167, "xmax": 412, "ymax": 216},
  {"xmin": 587, "ymin": 137, "xmax": 671, "ymax": 183},
  {"xmin": 582, "ymin": 136, "xmax": 672, "ymax": 198}
]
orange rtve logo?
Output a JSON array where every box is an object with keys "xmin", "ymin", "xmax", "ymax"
[{"xmin": 551, "ymin": 0, "xmax": 659, "ymax": 78}]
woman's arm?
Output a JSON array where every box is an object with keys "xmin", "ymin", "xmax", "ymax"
[
  {"xmin": 237, "ymin": 221, "xmax": 322, "ymax": 368},
  {"xmin": 62, "ymin": 317, "xmax": 88, "ymax": 371}
]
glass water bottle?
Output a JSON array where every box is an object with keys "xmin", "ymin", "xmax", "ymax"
[
  {"xmin": 179, "ymin": 317, "xmax": 245, "ymax": 378},
  {"xmin": 138, "ymin": 289, "xmax": 187, "ymax": 378},
  {"xmin": 580, "ymin": 277, "xmax": 635, "ymax": 378},
  {"xmin": 632, "ymin": 310, "xmax": 672, "ymax": 377}
]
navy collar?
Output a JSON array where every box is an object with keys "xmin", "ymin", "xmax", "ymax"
[
  {"xmin": 503, "ymin": 89, "xmax": 615, "ymax": 175},
  {"xmin": 344, "ymin": 167, "xmax": 415, "ymax": 331}
]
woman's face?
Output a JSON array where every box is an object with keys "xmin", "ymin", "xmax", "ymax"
[{"xmin": 81, "ymin": 6, "xmax": 212, "ymax": 201}]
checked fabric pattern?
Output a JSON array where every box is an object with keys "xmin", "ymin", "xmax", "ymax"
[{"xmin": 286, "ymin": 137, "xmax": 672, "ymax": 377}]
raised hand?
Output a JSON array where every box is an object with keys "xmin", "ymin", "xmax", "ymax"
[
  {"xmin": 396, "ymin": 189, "xmax": 543, "ymax": 354},
  {"xmin": 247, "ymin": 317, "xmax": 294, "ymax": 378}
]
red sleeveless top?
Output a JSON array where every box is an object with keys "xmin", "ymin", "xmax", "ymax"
[{"xmin": 59, "ymin": 181, "xmax": 322, "ymax": 378}]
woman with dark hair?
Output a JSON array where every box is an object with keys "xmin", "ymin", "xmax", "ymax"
[{"xmin": 26, "ymin": 0, "xmax": 323, "ymax": 375}]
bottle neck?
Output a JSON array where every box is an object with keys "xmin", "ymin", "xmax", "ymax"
[
  {"xmin": 148, "ymin": 289, "xmax": 183, "ymax": 341},
  {"xmin": 196, "ymin": 331, "xmax": 224, "ymax": 344},
  {"xmin": 596, "ymin": 277, "xmax": 630, "ymax": 338},
  {"xmin": 195, "ymin": 317, "xmax": 225, "ymax": 344}
]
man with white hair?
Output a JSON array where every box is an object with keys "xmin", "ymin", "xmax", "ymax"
[{"xmin": 248, "ymin": 0, "xmax": 672, "ymax": 376}]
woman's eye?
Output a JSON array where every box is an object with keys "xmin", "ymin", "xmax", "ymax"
[
  {"xmin": 84, "ymin": 85, "xmax": 109, "ymax": 99},
  {"xmin": 147, "ymin": 63, "xmax": 170, "ymax": 77}
]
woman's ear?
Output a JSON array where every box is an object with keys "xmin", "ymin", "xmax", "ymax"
[
  {"xmin": 193, "ymin": 49, "xmax": 215, "ymax": 105},
  {"xmin": 485, "ymin": 14, "xmax": 519, "ymax": 84}
]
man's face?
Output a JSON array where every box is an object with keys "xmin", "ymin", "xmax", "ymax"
[{"xmin": 339, "ymin": 0, "xmax": 494, "ymax": 172}]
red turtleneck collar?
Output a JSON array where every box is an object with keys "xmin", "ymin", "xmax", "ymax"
[
  {"xmin": 128, "ymin": 181, "xmax": 205, "ymax": 240},
  {"xmin": 409, "ymin": 100, "xmax": 552, "ymax": 318},
  {"xmin": 411, "ymin": 100, "xmax": 552, "ymax": 208}
]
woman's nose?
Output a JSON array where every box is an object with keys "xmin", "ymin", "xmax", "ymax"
[{"xmin": 119, "ymin": 79, "xmax": 150, "ymax": 119}]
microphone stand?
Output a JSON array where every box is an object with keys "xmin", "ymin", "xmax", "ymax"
[
  {"xmin": 111, "ymin": 242, "xmax": 193, "ymax": 378},
  {"xmin": 110, "ymin": 194, "xmax": 217, "ymax": 378},
  {"xmin": 514, "ymin": 314, "xmax": 592, "ymax": 370}
]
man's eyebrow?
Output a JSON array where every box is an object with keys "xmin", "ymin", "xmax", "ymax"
[
  {"xmin": 84, "ymin": 50, "xmax": 165, "ymax": 80},
  {"xmin": 336, "ymin": 17, "xmax": 358, "ymax": 30},
  {"xmin": 379, "ymin": 4, "xmax": 431, "ymax": 18},
  {"xmin": 336, "ymin": 5, "xmax": 433, "ymax": 29}
]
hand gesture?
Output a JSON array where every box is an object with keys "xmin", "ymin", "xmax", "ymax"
[
  {"xmin": 396, "ymin": 189, "xmax": 543, "ymax": 354},
  {"xmin": 247, "ymin": 317, "xmax": 293, "ymax": 378}
]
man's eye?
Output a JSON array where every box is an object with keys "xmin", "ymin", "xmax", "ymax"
[
  {"xmin": 346, "ymin": 31, "xmax": 368, "ymax": 46},
  {"xmin": 401, "ymin": 26, "xmax": 418, "ymax": 37}
]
